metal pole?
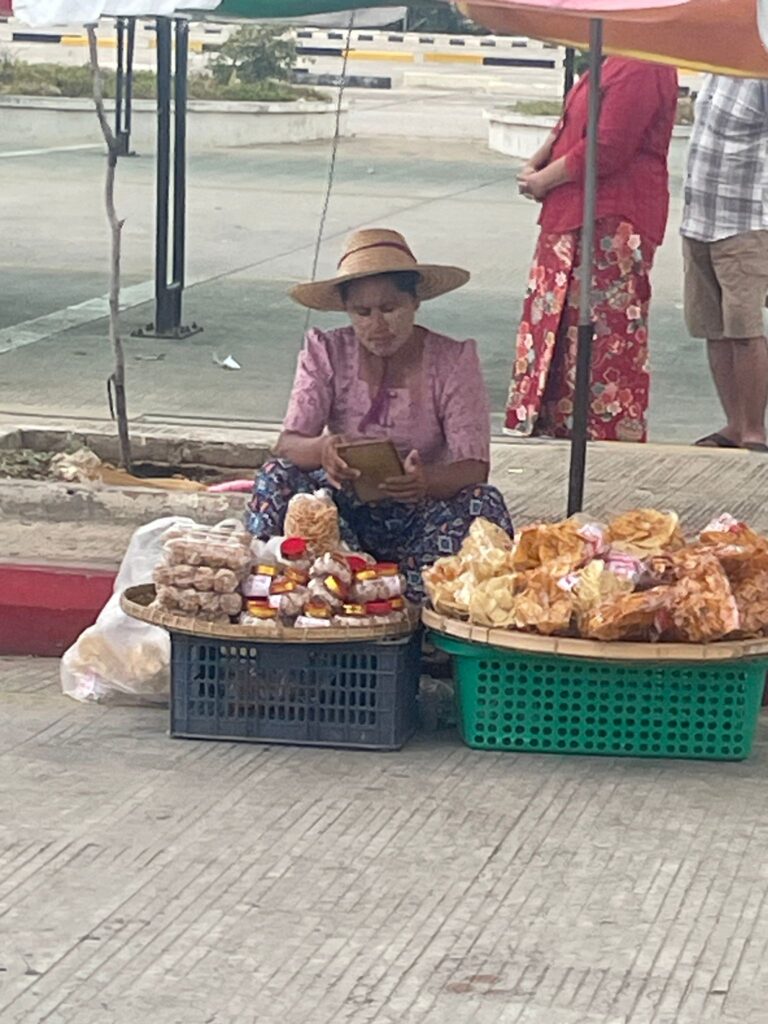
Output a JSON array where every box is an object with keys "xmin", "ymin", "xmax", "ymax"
[
  {"xmin": 172, "ymin": 18, "xmax": 188, "ymax": 310},
  {"xmin": 563, "ymin": 46, "xmax": 576, "ymax": 98},
  {"xmin": 115, "ymin": 17, "xmax": 124, "ymax": 146},
  {"xmin": 124, "ymin": 17, "xmax": 135, "ymax": 148},
  {"xmin": 566, "ymin": 18, "xmax": 602, "ymax": 517},
  {"xmin": 154, "ymin": 16, "xmax": 173, "ymax": 333}
]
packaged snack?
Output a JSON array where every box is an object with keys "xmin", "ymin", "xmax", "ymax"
[
  {"xmin": 170, "ymin": 564, "xmax": 196, "ymax": 588},
  {"xmin": 699, "ymin": 516, "xmax": 768, "ymax": 580},
  {"xmin": 513, "ymin": 568, "xmax": 574, "ymax": 636},
  {"xmin": 732, "ymin": 570, "xmax": 768, "ymax": 636},
  {"xmin": 583, "ymin": 587, "xmax": 670, "ymax": 642},
  {"xmin": 334, "ymin": 602, "xmax": 373, "ymax": 627},
  {"xmin": 212, "ymin": 568, "xmax": 238, "ymax": 594},
  {"xmin": 468, "ymin": 575, "xmax": 517, "ymax": 628},
  {"xmin": 365, "ymin": 599, "xmax": 401, "ymax": 624},
  {"xmin": 240, "ymin": 601, "xmax": 279, "ymax": 628},
  {"xmin": 606, "ymin": 508, "xmax": 684, "ymax": 558},
  {"xmin": 294, "ymin": 615, "xmax": 332, "ymax": 629},
  {"xmin": 374, "ymin": 563, "xmax": 406, "ymax": 598},
  {"xmin": 312, "ymin": 552, "xmax": 353, "ymax": 587},
  {"xmin": 307, "ymin": 576, "xmax": 344, "ymax": 609},
  {"xmin": 351, "ymin": 570, "xmax": 390, "ymax": 603},
  {"xmin": 154, "ymin": 585, "xmax": 181, "ymax": 610},
  {"xmin": 268, "ymin": 583, "xmax": 308, "ymax": 620},
  {"xmin": 219, "ymin": 592, "xmax": 243, "ymax": 618},
  {"xmin": 295, "ymin": 600, "xmax": 334, "ymax": 628},
  {"xmin": 284, "ymin": 491, "xmax": 341, "ymax": 555},
  {"xmin": 177, "ymin": 589, "xmax": 201, "ymax": 615},
  {"xmin": 153, "ymin": 564, "xmax": 174, "ymax": 587},
  {"xmin": 193, "ymin": 566, "xmax": 215, "ymax": 592},
  {"xmin": 198, "ymin": 591, "xmax": 222, "ymax": 613},
  {"xmin": 243, "ymin": 564, "xmax": 278, "ymax": 599},
  {"xmin": 565, "ymin": 559, "xmax": 635, "ymax": 631},
  {"xmin": 512, "ymin": 521, "xmax": 591, "ymax": 575},
  {"xmin": 663, "ymin": 552, "xmax": 740, "ymax": 643},
  {"xmin": 345, "ymin": 553, "xmax": 377, "ymax": 573}
]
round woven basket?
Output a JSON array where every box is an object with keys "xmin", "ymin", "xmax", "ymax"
[
  {"xmin": 121, "ymin": 585, "xmax": 418, "ymax": 644},
  {"xmin": 421, "ymin": 608, "xmax": 768, "ymax": 663}
]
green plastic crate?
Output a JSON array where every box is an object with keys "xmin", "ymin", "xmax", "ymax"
[{"xmin": 430, "ymin": 633, "xmax": 764, "ymax": 761}]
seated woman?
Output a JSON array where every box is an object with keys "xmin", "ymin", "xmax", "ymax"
[{"xmin": 247, "ymin": 227, "xmax": 513, "ymax": 601}]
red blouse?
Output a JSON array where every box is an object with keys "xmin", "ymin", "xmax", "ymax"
[{"xmin": 539, "ymin": 57, "xmax": 678, "ymax": 247}]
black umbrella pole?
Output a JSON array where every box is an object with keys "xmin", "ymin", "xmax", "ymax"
[
  {"xmin": 567, "ymin": 18, "xmax": 603, "ymax": 517},
  {"xmin": 567, "ymin": 321, "xmax": 594, "ymax": 515}
]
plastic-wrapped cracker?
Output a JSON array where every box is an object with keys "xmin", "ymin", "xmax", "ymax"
[
  {"xmin": 512, "ymin": 521, "xmax": 592, "ymax": 575},
  {"xmin": 584, "ymin": 587, "xmax": 670, "ymax": 642},
  {"xmin": 468, "ymin": 575, "xmax": 518, "ymax": 628},
  {"xmin": 513, "ymin": 568, "xmax": 574, "ymax": 636},
  {"xmin": 606, "ymin": 508, "xmax": 684, "ymax": 558},
  {"xmin": 663, "ymin": 551, "xmax": 739, "ymax": 643}
]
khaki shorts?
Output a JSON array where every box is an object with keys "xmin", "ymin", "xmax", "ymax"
[{"xmin": 683, "ymin": 230, "xmax": 768, "ymax": 339}]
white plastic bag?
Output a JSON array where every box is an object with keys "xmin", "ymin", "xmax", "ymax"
[{"xmin": 60, "ymin": 516, "xmax": 196, "ymax": 705}]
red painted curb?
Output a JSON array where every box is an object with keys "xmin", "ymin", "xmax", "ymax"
[{"xmin": 0, "ymin": 563, "xmax": 117, "ymax": 657}]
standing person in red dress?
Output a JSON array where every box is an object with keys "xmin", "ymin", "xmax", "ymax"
[{"xmin": 507, "ymin": 56, "xmax": 678, "ymax": 442}]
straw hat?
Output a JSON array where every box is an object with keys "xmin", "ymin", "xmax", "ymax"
[{"xmin": 288, "ymin": 228, "xmax": 470, "ymax": 312}]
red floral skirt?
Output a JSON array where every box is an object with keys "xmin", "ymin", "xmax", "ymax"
[{"xmin": 505, "ymin": 216, "xmax": 656, "ymax": 443}]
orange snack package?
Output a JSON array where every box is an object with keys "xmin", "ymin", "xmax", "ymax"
[
  {"xmin": 583, "ymin": 587, "xmax": 670, "ymax": 642},
  {"xmin": 698, "ymin": 515, "xmax": 768, "ymax": 581},
  {"xmin": 512, "ymin": 521, "xmax": 591, "ymax": 575},
  {"xmin": 513, "ymin": 568, "xmax": 574, "ymax": 636},
  {"xmin": 731, "ymin": 569, "xmax": 768, "ymax": 636},
  {"xmin": 663, "ymin": 551, "xmax": 740, "ymax": 643},
  {"xmin": 606, "ymin": 508, "xmax": 684, "ymax": 558}
]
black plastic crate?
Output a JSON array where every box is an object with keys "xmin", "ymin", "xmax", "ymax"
[{"xmin": 170, "ymin": 632, "xmax": 421, "ymax": 750}]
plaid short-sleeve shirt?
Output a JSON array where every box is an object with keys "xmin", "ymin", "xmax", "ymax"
[{"xmin": 681, "ymin": 75, "xmax": 768, "ymax": 243}]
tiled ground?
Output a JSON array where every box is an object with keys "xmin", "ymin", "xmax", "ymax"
[{"xmin": 3, "ymin": 657, "xmax": 768, "ymax": 1024}]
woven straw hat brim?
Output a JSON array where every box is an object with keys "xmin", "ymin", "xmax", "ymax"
[{"xmin": 289, "ymin": 263, "xmax": 470, "ymax": 312}]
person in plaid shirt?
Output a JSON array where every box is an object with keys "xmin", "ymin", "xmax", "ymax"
[{"xmin": 682, "ymin": 75, "xmax": 768, "ymax": 452}]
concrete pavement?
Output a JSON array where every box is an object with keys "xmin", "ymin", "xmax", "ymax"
[
  {"xmin": 0, "ymin": 136, "xmax": 720, "ymax": 443},
  {"xmin": 3, "ymin": 655, "xmax": 768, "ymax": 1023}
]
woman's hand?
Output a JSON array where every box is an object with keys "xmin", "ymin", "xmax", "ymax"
[
  {"xmin": 320, "ymin": 434, "xmax": 359, "ymax": 490},
  {"xmin": 518, "ymin": 169, "xmax": 549, "ymax": 202},
  {"xmin": 380, "ymin": 449, "xmax": 428, "ymax": 504}
]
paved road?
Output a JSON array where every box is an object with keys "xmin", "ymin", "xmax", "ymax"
[{"xmin": 0, "ymin": 134, "xmax": 718, "ymax": 443}]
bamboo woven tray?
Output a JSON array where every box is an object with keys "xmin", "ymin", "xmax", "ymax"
[
  {"xmin": 122, "ymin": 584, "xmax": 417, "ymax": 644},
  {"xmin": 422, "ymin": 607, "xmax": 768, "ymax": 662}
]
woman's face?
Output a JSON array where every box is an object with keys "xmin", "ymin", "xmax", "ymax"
[{"xmin": 344, "ymin": 275, "xmax": 419, "ymax": 358}]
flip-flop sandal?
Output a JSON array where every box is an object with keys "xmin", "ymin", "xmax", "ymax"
[
  {"xmin": 743, "ymin": 442, "xmax": 768, "ymax": 453},
  {"xmin": 694, "ymin": 432, "xmax": 740, "ymax": 448}
]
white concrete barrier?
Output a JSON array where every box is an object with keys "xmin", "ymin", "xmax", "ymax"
[
  {"xmin": 485, "ymin": 108, "xmax": 692, "ymax": 177},
  {"xmin": 0, "ymin": 95, "xmax": 347, "ymax": 151}
]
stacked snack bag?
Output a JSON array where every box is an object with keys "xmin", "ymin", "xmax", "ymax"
[
  {"xmin": 152, "ymin": 522, "xmax": 251, "ymax": 623},
  {"xmin": 424, "ymin": 510, "xmax": 768, "ymax": 644},
  {"xmin": 242, "ymin": 542, "xmax": 408, "ymax": 630},
  {"xmin": 154, "ymin": 494, "xmax": 410, "ymax": 631}
]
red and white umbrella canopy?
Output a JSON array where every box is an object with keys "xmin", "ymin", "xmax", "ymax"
[{"xmin": 461, "ymin": 0, "xmax": 768, "ymax": 77}]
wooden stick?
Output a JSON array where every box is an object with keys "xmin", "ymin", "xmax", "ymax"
[{"xmin": 87, "ymin": 24, "xmax": 132, "ymax": 472}]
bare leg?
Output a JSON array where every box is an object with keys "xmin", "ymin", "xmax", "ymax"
[
  {"xmin": 705, "ymin": 339, "xmax": 741, "ymax": 443},
  {"xmin": 732, "ymin": 336, "xmax": 768, "ymax": 446}
]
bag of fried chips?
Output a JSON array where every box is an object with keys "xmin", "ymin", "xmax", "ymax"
[
  {"xmin": 513, "ymin": 568, "xmax": 574, "ymax": 636},
  {"xmin": 468, "ymin": 575, "xmax": 518, "ymax": 628},
  {"xmin": 606, "ymin": 508, "xmax": 684, "ymax": 558},
  {"xmin": 512, "ymin": 521, "xmax": 592, "ymax": 575},
  {"xmin": 583, "ymin": 587, "xmax": 670, "ymax": 642},
  {"xmin": 662, "ymin": 551, "xmax": 740, "ymax": 643}
]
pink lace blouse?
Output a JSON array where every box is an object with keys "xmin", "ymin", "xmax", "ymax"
[{"xmin": 283, "ymin": 325, "xmax": 491, "ymax": 465}]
